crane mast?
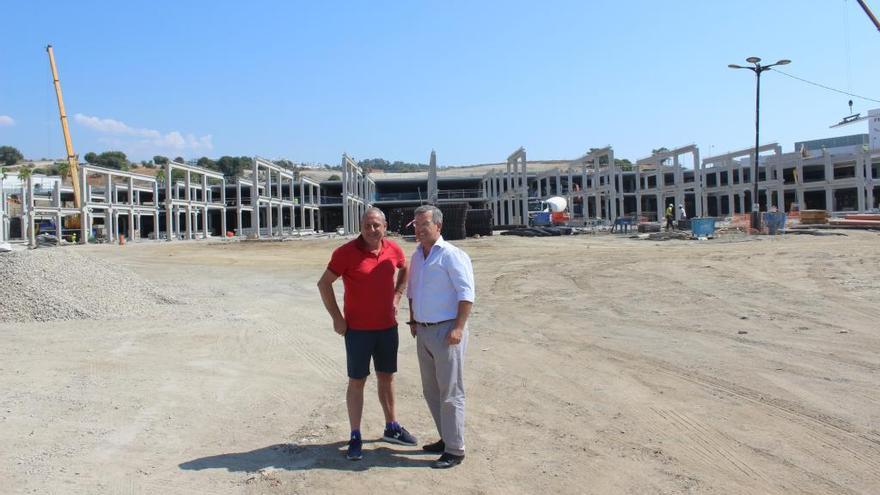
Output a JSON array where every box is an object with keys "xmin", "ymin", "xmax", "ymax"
[{"xmin": 46, "ymin": 44, "xmax": 82, "ymax": 209}]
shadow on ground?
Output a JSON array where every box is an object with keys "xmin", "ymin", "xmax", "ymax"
[{"xmin": 179, "ymin": 440, "xmax": 434, "ymax": 472}]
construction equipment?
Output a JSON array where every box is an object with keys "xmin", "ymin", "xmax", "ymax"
[
  {"xmin": 46, "ymin": 45, "xmax": 83, "ymax": 219},
  {"xmin": 531, "ymin": 196, "xmax": 570, "ymax": 226}
]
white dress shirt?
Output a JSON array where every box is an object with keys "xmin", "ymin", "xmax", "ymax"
[{"xmin": 407, "ymin": 236, "xmax": 475, "ymax": 323}]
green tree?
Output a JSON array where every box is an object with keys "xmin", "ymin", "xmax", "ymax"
[
  {"xmin": 155, "ymin": 169, "xmax": 166, "ymax": 183},
  {"xmin": 174, "ymin": 156, "xmax": 185, "ymax": 164},
  {"xmin": 214, "ymin": 155, "xmax": 253, "ymax": 178},
  {"xmin": 0, "ymin": 146, "xmax": 24, "ymax": 166},
  {"xmin": 57, "ymin": 161, "xmax": 71, "ymax": 179},
  {"xmin": 196, "ymin": 156, "xmax": 215, "ymax": 170},
  {"xmin": 93, "ymin": 151, "xmax": 130, "ymax": 171},
  {"xmin": 153, "ymin": 155, "xmax": 169, "ymax": 166},
  {"xmin": 17, "ymin": 163, "xmax": 33, "ymax": 181},
  {"xmin": 84, "ymin": 152, "xmax": 98, "ymax": 164},
  {"xmin": 328, "ymin": 174, "xmax": 340, "ymax": 181}
]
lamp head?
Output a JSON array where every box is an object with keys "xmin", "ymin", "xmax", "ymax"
[{"xmin": 746, "ymin": 56, "xmax": 761, "ymax": 64}]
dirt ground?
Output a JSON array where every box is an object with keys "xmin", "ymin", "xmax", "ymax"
[{"xmin": 1, "ymin": 231, "xmax": 879, "ymax": 494}]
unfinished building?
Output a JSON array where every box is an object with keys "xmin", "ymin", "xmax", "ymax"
[
  {"xmin": 244, "ymin": 157, "xmax": 297, "ymax": 239},
  {"xmin": 163, "ymin": 160, "xmax": 226, "ymax": 241},
  {"xmin": 483, "ymin": 148, "xmax": 529, "ymax": 226},
  {"xmin": 635, "ymin": 145, "xmax": 703, "ymax": 219},
  {"xmin": 339, "ymin": 154, "xmax": 374, "ymax": 235},
  {"xmin": 81, "ymin": 164, "xmax": 161, "ymax": 242}
]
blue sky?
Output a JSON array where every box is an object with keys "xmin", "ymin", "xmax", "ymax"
[{"xmin": 2, "ymin": 0, "xmax": 879, "ymax": 166}]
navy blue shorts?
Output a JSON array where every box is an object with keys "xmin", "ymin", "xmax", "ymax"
[{"xmin": 344, "ymin": 325, "xmax": 399, "ymax": 379}]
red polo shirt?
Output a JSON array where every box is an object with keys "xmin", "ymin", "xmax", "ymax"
[{"xmin": 328, "ymin": 236, "xmax": 406, "ymax": 330}]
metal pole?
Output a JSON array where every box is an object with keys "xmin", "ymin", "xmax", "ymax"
[{"xmin": 752, "ymin": 67, "xmax": 761, "ymax": 229}]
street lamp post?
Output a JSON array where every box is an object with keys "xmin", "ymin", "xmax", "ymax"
[{"xmin": 728, "ymin": 57, "xmax": 790, "ymax": 230}]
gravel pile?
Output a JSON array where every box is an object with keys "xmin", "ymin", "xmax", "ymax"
[{"xmin": 0, "ymin": 249, "xmax": 179, "ymax": 323}]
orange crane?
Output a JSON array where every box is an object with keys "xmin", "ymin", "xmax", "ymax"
[{"xmin": 46, "ymin": 44, "xmax": 82, "ymax": 210}]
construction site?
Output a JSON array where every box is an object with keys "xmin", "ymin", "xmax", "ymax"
[{"xmin": 3, "ymin": 9, "xmax": 880, "ymax": 492}]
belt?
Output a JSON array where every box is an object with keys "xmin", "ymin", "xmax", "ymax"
[{"xmin": 412, "ymin": 319, "xmax": 455, "ymax": 327}]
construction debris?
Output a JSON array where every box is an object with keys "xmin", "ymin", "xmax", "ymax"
[
  {"xmin": 500, "ymin": 226, "xmax": 590, "ymax": 237},
  {"xmin": 0, "ymin": 249, "xmax": 179, "ymax": 323}
]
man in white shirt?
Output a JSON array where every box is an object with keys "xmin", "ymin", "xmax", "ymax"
[{"xmin": 407, "ymin": 205, "xmax": 475, "ymax": 469}]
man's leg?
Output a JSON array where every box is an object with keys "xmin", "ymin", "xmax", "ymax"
[
  {"xmin": 344, "ymin": 329, "xmax": 372, "ymax": 460},
  {"xmin": 374, "ymin": 326, "xmax": 400, "ymax": 424},
  {"xmin": 376, "ymin": 372, "xmax": 395, "ymax": 423},
  {"xmin": 346, "ymin": 378, "xmax": 367, "ymax": 431},
  {"xmin": 432, "ymin": 321, "xmax": 468, "ymax": 457},
  {"xmin": 417, "ymin": 327, "xmax": 443, "ymax": 436}
]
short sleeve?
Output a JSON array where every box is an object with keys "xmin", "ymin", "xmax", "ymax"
[
  {"xmin": 327, "ymin": 245, "xmax": 350, "ymax": 276},
  {"xmin": 392, "ymin": 242, "xmax": 406, "ymax": 268}
]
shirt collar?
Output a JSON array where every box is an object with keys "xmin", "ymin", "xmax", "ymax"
[
  {"xmin": 418, "ymin": 235, "xmax": 446, "ymax": 258},
  {"xmin": 356, "ymin": 235, "xmax": 385, "ymax": 253}
]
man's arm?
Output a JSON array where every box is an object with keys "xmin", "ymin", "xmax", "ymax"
[
  {"xmin": 446, "ymin": 300, "xmax": 473, "ymax": 345},
  {"xmin": 317, "ymin": 269, "xmax": 347, "ymax": 336},
  {"xmin": 393, "ymin": 260, "xmax": 408, "ymax": 315},
  {"xmin": 408, "ymin": 298, "xmax": 417, "ymax": 337},
  {"xmin": 446, "ymin": 249, "xmax": 475, "ymax": 345}
]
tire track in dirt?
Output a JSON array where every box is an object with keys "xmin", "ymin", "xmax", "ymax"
[{"xmin": 598, "ymin": 346, "xmax": 880, "ymax": 485}]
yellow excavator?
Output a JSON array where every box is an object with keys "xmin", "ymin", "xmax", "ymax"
[{"xmin": 46, "ymin": 44, "xmax": 82, "ymax": 231}]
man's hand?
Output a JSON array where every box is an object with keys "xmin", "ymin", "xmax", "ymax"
[
  {"xmin": 409, "ymin": 321, "xmax": 417, "ymax": 338},
  {"xmin": 393, "ymin": 292, "xmax": 403, "ymax": 316},
  {"xmin": 333, "ymin": 316, "xmax": 347, "ymax": 336},
  {"xmin": 446, "ymin": 326, "xmax": 463, "ymax": 345}
]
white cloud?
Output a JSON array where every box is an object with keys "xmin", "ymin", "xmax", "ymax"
[
  {"xmin": 0, "ymin": 115, "xmax": 15, "ymax": 126},
  {"xmin": 73, "ymin": 113, "xmax": 213, "ymax": 154}
]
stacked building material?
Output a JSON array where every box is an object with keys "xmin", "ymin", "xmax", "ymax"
[
  {"xmin": 439, "ymin": 203, "xmax": 469, "ymax": 241},
  {"xmin": 828, "ymin": 213, "xmax": 880, "ymax": 228},
  {"xmin": 799, "ymin": 210, "xmax": 828, "ymax": 225},
  {"xmin": 465, "ymin": 209, "xmax": 493, "ymax": 237}
]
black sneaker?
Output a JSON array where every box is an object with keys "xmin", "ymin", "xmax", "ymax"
[
  {"xmin": 422, "ymin": 439, "xmax": 445, "ymax": 453},
  {"xmin": 432, "ymin": 452, "xmax": 464, "ymax": 469},
  {"xmin": 382, "ymin": 425, "xmax": 417, "ymax": 446},
  {"xmin": 346, "ymin": 435, "xmax": 363, "ymax": 460}
]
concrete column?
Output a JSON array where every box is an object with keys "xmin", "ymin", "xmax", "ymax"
[
  {"xmin": 299, "ymin": 180, "xmax": 305, "ymax": 230},
  {"xmin": 128, "ymin": 209, "xmax": 135, "ymax": 241},
  {"xmin": 251, "ymin": 164, "xmax": 261, "ymax": 238},
  {"xmin": 164, "ymin": 163, "xmax": 173, "ymax": 241},
  {"xmin": 826, "ymin": 187, "xmax": 834, "ymax": 212},
  {"xmin": 236, "ymin": 181, "xmax": 243, "ymax": 236},
  {"xmin": 114, "ymin": 210, "xmax": 120, "ymax": 242},
  {"xmin": 202, "ymin": 206, "xmax": 209, "ymax": 239},
  {"xmin": 184, "ymin": 171, "xmax": 192, "ymax": 240}
]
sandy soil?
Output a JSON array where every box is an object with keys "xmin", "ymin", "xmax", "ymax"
[{"xmin": 1, "ymin": 231, "xmax": 879, "ymax": 494}]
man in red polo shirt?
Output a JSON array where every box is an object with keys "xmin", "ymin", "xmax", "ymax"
[{"xmin": 317, "ymin": 207, "xmax": 417, "ymax": 460}]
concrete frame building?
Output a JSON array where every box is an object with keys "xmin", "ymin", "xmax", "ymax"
[
  {"xmin": 297, "ymin": 176, "xmax": 321, "ymax": 231},
  {"xmin": 340, "ymin": 154, "xmax": 374, "ymax": 235},
  {"xmin": 635, "ymin": 145, "xmax": 703, "ymax": 220},
  {"xmin": 249, "ymin": 157, "xmax": 297, "ymax": 239},
  {"xmin": 164, "ymin": 160, "xmax": 226, "ymax": 241},
  {"xmin": 81, "ymin": 164, "xmax": 161, "ymax": 243},
  {"xmin": 483, "ymin": 147, "xmax": 529, "ymax": 226},
  {"xmin": 0, "ymin": 182, "xmax": 6, "ymax": 243}
]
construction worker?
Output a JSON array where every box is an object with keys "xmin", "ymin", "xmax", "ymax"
[
  {"xmin": 317, "ymin": 207, "xmax": 417, "ymax": 461},
  {"xmin": 665, "ymin": 203, "xmax": 674, "ymax": 231},
  {"xmin": 678, "ymin": 204, "xmax": 687, "ymax": 220}
]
